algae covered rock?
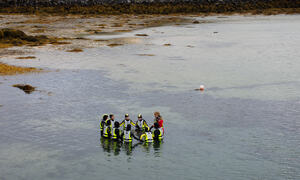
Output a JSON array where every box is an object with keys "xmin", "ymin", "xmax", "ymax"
[
  {"xmin": 13, "ymin": 84, "xmax": 36, "ymax": 94},
  {"xmin": 0, "ymin": 28, "xmax": 60, "ymax": 48}
]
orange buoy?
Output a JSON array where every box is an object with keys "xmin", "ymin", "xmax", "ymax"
[{"xmin": 199, "ymin": 85, "xmax": 205, "ymax": 91}]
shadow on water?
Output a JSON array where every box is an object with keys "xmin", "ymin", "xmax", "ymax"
[{"xmin": 100, "ymin": 136, "xmax": 163, "ymax": 157}]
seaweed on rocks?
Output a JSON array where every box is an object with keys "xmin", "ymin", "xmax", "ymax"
[
  {"xmin": 12, "ymin": 84, "xmax": 36, "ymax": 94},
  {"xmin": 0, "ymin": 28, "xmax": 64, "ymax": 48}
]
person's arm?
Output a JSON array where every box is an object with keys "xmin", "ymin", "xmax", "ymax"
[
  {"xmin": 131, "ymin": 132, "xmax": 139, "ymax": 141},
  {"xmin": 118, "ymin": 131, "xmax": 124, "ymax": 141},
  {"xmin": 158, "ymin": 119, "xmax": 164, "ymax": 128},
  {"xmin": 108, "ymin": 127, "xmax": 112, "ymax": 138},
  {"xmin": 139, "ymin": 134, "xmax": 145, "ymax": 142},
  {"xmin": 119, "ymin": 120, "xmax": 125, "ymax": 127},
  {"xmin": 149, "ymin": 125, "xmax": 154, "ymax": 131},
  {"xmin": 143, "ymin": 120, "xmax": 149, "ymax": 128},
  {"xmin": 130, "ymin": 120, "xmax": 136, "ymax": 127}
]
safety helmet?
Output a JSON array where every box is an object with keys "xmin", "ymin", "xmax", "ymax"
[
  {"xmin": 138, "ymin": 113, "xmax": 142, "ymax": 118},
  {"xmin": 125, "ymin": 114, "xmax": 129, "ymax": 118}
]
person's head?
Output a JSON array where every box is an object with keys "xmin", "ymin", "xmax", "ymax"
[
  {"xmin": 154, "ymin": 122, "xmax": 159, "ymax": 129},
  {"xmin": 102, "ymin": 114, "xmax": 108, "ymax": 120},
  {"xmin": 138, "ymin": 113, "xmax": 142, "ymax": 120},
  {"xmin": 106, "ymin": 119, "xmax": 111, "ymax": 126},
  {"xmin": 114, "ymin": 121, "xmax": 119, "ymax": 128},
  {"xmin": 157, "ymin": 115, "xmax": 162, "ymax": 120},
  {"xmin": 125, "ymin": 114, "xmax": 129, "ymax": 120},
  {"xmin": 154, "ymin": 112, "xmax": 160, "ymax": 118},
  {"xmin": 126, "ymin": 124, "xmax": 131, "ymax": 131},
  {"xmin": 109, "ymin": 114, "xmax": 114, "ymax": 120}
]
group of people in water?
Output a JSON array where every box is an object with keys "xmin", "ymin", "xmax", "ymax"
[{"xmin": 100, "ymin": 112, "xmax": 164, "ymax": 143}]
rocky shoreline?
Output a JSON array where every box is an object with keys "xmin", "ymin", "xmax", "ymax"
[{"xmin": 0, "ymin": 0, "xmax": 299, "ymax": 15}]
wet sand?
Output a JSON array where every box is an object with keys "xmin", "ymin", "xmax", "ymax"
[{"xmin": 0, "ymin": 14, "xmax": 195, "ymax": 58}]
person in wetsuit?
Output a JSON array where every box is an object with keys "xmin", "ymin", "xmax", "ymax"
[
  {"xmin": 135, "ymin": 113, "xmax": 149, "ymax": 135},
  {"xmin": 152, "ymin": 122, "xmax": 163, "ymax": 141},
  {"xmin": 120, "ymin": 114, "xmax": 136, "ymax": 131},
  {"xmin": 107, "ymin": 114, "xmax": 115, "ymax": 128},
  {"xmin": 103, "ymin": 119, "xmax": 112, "ymax": 138},
  {"xmin": 123, "ymin": 124, "xmax": 139, "ymax": 142},
  {"xmin": 100, "ymin": 114, "xmax": 108, "ymax": 137},
  {"xmin": 112, "ymin": 121, "xmax": 122, "ymax": 141},
  {"xmin": 139, "ymin": 127, "xmax": 153, "ymax": 143}
]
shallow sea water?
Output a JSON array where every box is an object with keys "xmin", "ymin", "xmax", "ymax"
[{"xmin": 0, "ymin": 15, "xmax": 299, "ymax": 180}]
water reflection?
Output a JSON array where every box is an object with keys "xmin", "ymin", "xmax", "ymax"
[{"xmin": 100, "ymin": 137, "xmax": 163, "ymax": 156}]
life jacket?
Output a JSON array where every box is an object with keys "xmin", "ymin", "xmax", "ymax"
[
  {"xmin": 140, "ymin": 132, "xmax": 153, "ymax": 142},
  {"xmin": 112, "ymin": 128, "xmax": 121, "ymax": 140},
  {"xmin": 136, "ymin": 119, "xmax": 146, "ymax": 129},
  {"xmin": 152, "ymin": 128, "xmax": 162, "ymax": 141},
  {"xmin": 106, "ymin": 119, "xmax": 114, "ymax": 128},
  {"xmin": 159, "ymin": 127, "xmax": 164, "ymax": 136},
  {"xmin": 100, "ymin": 120, "xmax": 105, "ymax": 131},
  {"xmin": 123, "ymin": 119, "xmax": 134, "ymax": 129},
  {"xmin": 123, "ymin": 130, "xmax": 132, "ymax": 142},
  {"xmin": 145, "ymin": 132, "xmax": 153, "ymax": 142},
  {"xmin": 103, "ymin": 126, "xmax": 111, "ymax": 138}
]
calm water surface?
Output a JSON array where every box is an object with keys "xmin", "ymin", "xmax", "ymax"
[{"xmin": 0, "ymin": 15, "xmax": 299, "ymax": 180}]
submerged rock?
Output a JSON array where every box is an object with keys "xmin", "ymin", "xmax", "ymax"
[
  {"xmin": 13, "ymin": 84, "xmax": 36, "ymax": 94},
  {"xmin": 0, "ymin": 62, "xmax": 41, "ymax": 76},
  {"xmin": 135, "ymin": 33, "xmax": 148, "ymax": 36},
  {"xmin": 66, "ymin": 48, "xmax": 83, "ymax": 52},
  {"xmin": 137, "ymin": 54, "xmax": 155, "ymax": 56},
  {"xmin": 16, "ymin": 56, "xmax": 36, "ymax": 59},
  {"xmin": 107, "ymin": 43, "xmax": 123, "ymax": 47}
]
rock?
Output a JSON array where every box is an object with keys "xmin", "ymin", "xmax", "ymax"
[
  {"xmin": 13, "ymin": 84, "xmax": 36, "ymax": 94},
  {"xmin": 107, "ymin": 43, "xmax": 123, "ymax": 47},
  {"xmin": 16, "ymin": 56, "xmax": 36, "ymax": 59},
  {"xmin": 193, "ymin": 20, "xmax": 200, "ymax": 24},
  {"xmin": 66, "ymin": 48, "xmax": 83, "ymax": 52},
  {"xmin": 135, "ymin": 34, "xmax": 148, "ymax": 36},
  {"xmin": 0, "ymin": 28, "xmax": 62, "ymax": 48},
  {"xmin": 137, "ymin": 54, "xmax": 155, "ymax": 56},
  {"xmin": 0, "ymin": 30, "xmax": 4, "ymax": 39},
  {"xmin": 0, "ymin": 62, "xmax": 41, "ymax": 76}
]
